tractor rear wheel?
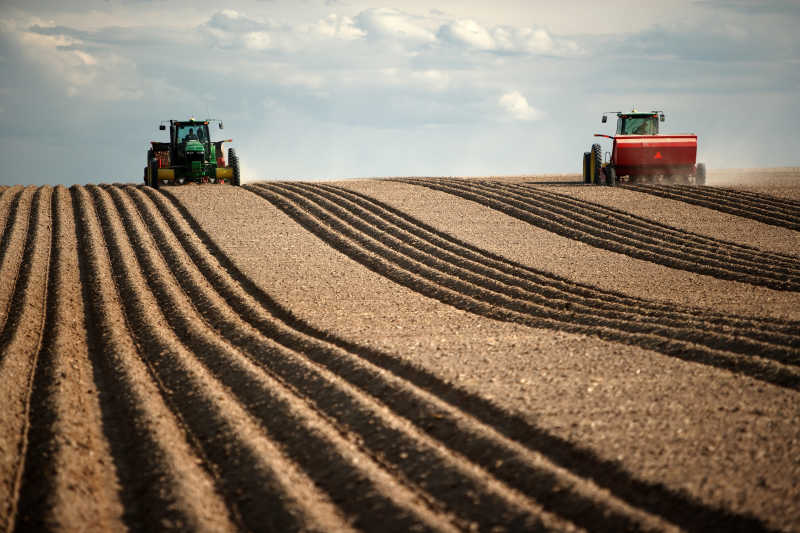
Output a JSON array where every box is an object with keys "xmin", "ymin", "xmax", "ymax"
[
  {"xmin": 582, "ymin": 152, "xmax": 591, "ymax": 183},
  {"xmin": 229, "ymin": 148, "xmax": 241, "ymax": 186},
  {"xmin": 148, "ymin": 159, "xmax": 160, "ymax": 190},
  {"xmin": 590, "ymin": 144, "xmax": 602, "ymax": 185},
  {"xmin": 145, "ymin": 149, "xmax": 153, "ymax": 184},
  {"xmin": 696, "ymin": 163, "xmax": 706, "ymax": 186}
]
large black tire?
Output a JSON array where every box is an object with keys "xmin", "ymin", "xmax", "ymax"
[
  {"xmin": 228, "ymin": 148, "xmax": 241, "ymax": 186},
  {"xmin": 605, "ymin": 165, "xmax": 617, "ymax": 187},
  {"xmin": 148, "ymin": 159, "xmax": 160, "ymax": 190},
  {"xmin": 582, "ymin": 152, "xmax": 591, "ymax": 183},
  {"xmin": 696, "ymin": 163, "xmax": 706, "ymax": 186},
  {"xmin": 590, "ymin": 144, "xmax": 602, "ymax": 185},
  {"xmin": 144, "ymin": 149, "xmax": 153, "ymax": 184}
]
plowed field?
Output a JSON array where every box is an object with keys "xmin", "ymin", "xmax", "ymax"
[{"xmin": 1, "ymin": 171, "xmax": 798, "ymax": 532}]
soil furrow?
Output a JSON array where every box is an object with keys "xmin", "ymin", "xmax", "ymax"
[
  {"xmin": 0, "ymin": 187, "xmax": 51, "ymax": 532},
  {"xmin": 259, "ymin": 182, "xmax": 799, "ymax": 370},
  {"xmin": 622, "ymin": 184, "xmax": 800, "ymax": 230},
  {"xmin": 671, "ymin": 185, "xmax": 800, "ymax": 217},
  {"xmin": 478, "ymin": 179, "xmax": 798, "ymax": 274},
  {"xmin": 438, "ymin": 179, "xmax": 800, "ymax": 283},
  {"xmin": 302, "ymin": 182, "xmax": 800, "ymax": 354},
  {"xmin": 0, "ymin": 186, "xmax": 23, "ymax": 268},
  {"xmin": 400, "ymin": 178, "xmax": 800, "ymax": 291},
  {"xmin": 71, "ymin": 185, "xmax": 237, "ymax": 532},
  {"xmin": 249, "ymin": 183, "xmax": 800, "ymax": 391},
  {"xmin": 13, "ymin": 186, "xmax": 125, "ymax": 532},
  {"xmin": 144, "ymin": 185, "xmax": 668, "ymax": 532},
  {"xmin": 95, "ymin": 185, "xmax": 449, "ymax": 533},
  {"xmin": 713, "ymin": 187, "xmax": 800, "ymax": 210},
  {"xmin": 0, "ymin": 188, "xmax": 32, "ymax": 337},
  {"xmin": 322, "ymin": 182, "xmax": 799, "ymax": 335},
  {"xmin": 515, "ymin": 183, "xmax": 799, "ymax": 267},
  {"xmin": 121, "ymin": 187, "xmax": 625, "ymax": 532},
  {"xmin": 162, "ymin": 183, "xmax": 777, "ymax": 532}
]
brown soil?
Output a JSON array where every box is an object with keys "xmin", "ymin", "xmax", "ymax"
[{"xmin": 1, "ymin": 172, "xmax": 798, "ymax": 532}]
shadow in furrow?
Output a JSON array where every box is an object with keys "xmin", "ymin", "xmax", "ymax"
[
  {"xmin": 286, "ymin": 182, "xmax": 800, "ymax": 358},
  {"xmin": 96, "ymin": 186, "xmax": 437, "ymax": 533},
  {"xmin": 621, "ymin": 185, "xmax": 800, "ymax": 231},
  {"xmin": 708, "ymin": 187, "xmax": 800, "ymax": 211},
  {"xmin": 250, "ymin": 183, "xmax": 799, "ymax": 391},
  {"xmin": 0, "ymin": 188, "xmax": 24, "ymax": 269},
  {"xmin": 14, "ymin": 187, "xmax": 63, "ymax": 531},
  {"xmin": 71, "ymin": 186, "xmax": 201, "ymax": 532},
  {"xmin": 403, "ymin": 179, "xmax": 800, "ymax": 291},
  {"xmin": 456, "ymin": 178, "xmax": 799, "ymax": 276},
  {"xmin": 118, "ymin": 187, "xmax": 595, "ymax": 531},
  {"xmin": 155, "ymin": 185, "xmax": 774, "ymax": 531},
  {"xmin": 512, "ymin": 183, "xmax": 799, "ymax": 268},
  {"xmin": 0, "ymin": 188, "xmax": 44, "ymax": 357},
  {"xmin": 667, "ymin": 185, "xmax": 800, "ymax": 217},
  {"xmin": 318, "ymin": 183, "xmax": 798, "ymax": 336}
]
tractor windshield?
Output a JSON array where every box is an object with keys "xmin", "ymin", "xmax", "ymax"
[
  {"xmin": 177, "ymin": 124, "xmax": 209, "ymax": 144},
  {"xmin": 617, "ymin": 115, "xmax": 658, "ymax": 135}
]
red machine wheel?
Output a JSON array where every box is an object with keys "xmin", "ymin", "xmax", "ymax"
[
  {"xmin": 696, "ymin": 163, "xmax": 706, "ymax": 186},
  {"xmin": 605, "ymin": 165, "xmax": 617, "ymax": 187}
]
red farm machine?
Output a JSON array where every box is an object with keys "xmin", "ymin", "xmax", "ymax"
[
  {"xmin": 582, "ymin": 109, "xmax": 705, "ymax": 186},
  {"xmin": 144, "ymin": 118, "xmax": 240, "ymax": 189}
]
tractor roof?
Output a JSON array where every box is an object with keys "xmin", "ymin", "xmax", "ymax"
[{"xmin": 172, "ymin": 118, "xmax": 209, "ymax": 125}]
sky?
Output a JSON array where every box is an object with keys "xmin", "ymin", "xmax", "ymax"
[{"xmin": 1, "ymin": 0, "xmax": 798, "ymax": 185}]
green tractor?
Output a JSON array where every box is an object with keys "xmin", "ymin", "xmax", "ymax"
[{"xmin": 144, "ymin": 118, "xmax": 240, "ymax": 189}]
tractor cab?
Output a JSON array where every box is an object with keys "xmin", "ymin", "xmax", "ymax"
[
  {"xmin": 602, "ymin": 110, "xmax": 664, "ymax": 136},
  {"xmin": 160, "ymin": 119, "xmax": 213, "ymax": 164},
  {"xmin": 174, "ymin": 121, "xmax": 210, "ymax": 146}
]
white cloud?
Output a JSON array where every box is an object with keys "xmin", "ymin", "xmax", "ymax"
[
  {"xmin": 2, "ymin": 2, "xmax": 794, "ymax": 185},
  {"xmin": 205, "ymin": 10, "xmax": 275, "ymax": 50},
  {"xmin": 410, "ymin": 69, "xmax": 450, "ymax": 91},
  {"xmin": 355, "ymin": 8, "xmax": 437, "ymax": 44},
  {"xmin": 73, "ymin": 49, "xmax": 96, "ymax": 65},
  {"xmin": 310, "ymin": 14, "xmax": 365, "ymax": 40},
  {"xmin": 242, "ymin": 31, "xmax": 271, "ymax": 50},
  {"xmin": 508, "ymin": 27, "xmax": 555, "ymax": 54},
  {"xmin": 438, "ymin": 19, "xmax": 495, "ymax": 50},
  {"xmin": 498, "ymin": 91, "xmax": 542, "ymax": 121},
  {"xmin": 437, "ymin": 18, "xmax": 579, "ymax": 56}
]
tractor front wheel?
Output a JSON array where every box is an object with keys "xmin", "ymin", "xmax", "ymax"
[
  {"xmin": 229, "ymin": 148, "xmax": 241, "ymax": 186},
  {"xmin": 590, "ymin": 144, "xmax": 602, "ymax": 185}
]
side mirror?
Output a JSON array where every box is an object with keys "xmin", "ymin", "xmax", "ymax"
[
  {"xmin": 159, "ymin": 124, "xmax": 165, "ymax": 130},
  {"xmin": 219, "ymin": 122, "xmax": 224, "ymax": 129},
  {"xmin": 601, "ymin": 115, "xmax": 607, "ymax": 123}
]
